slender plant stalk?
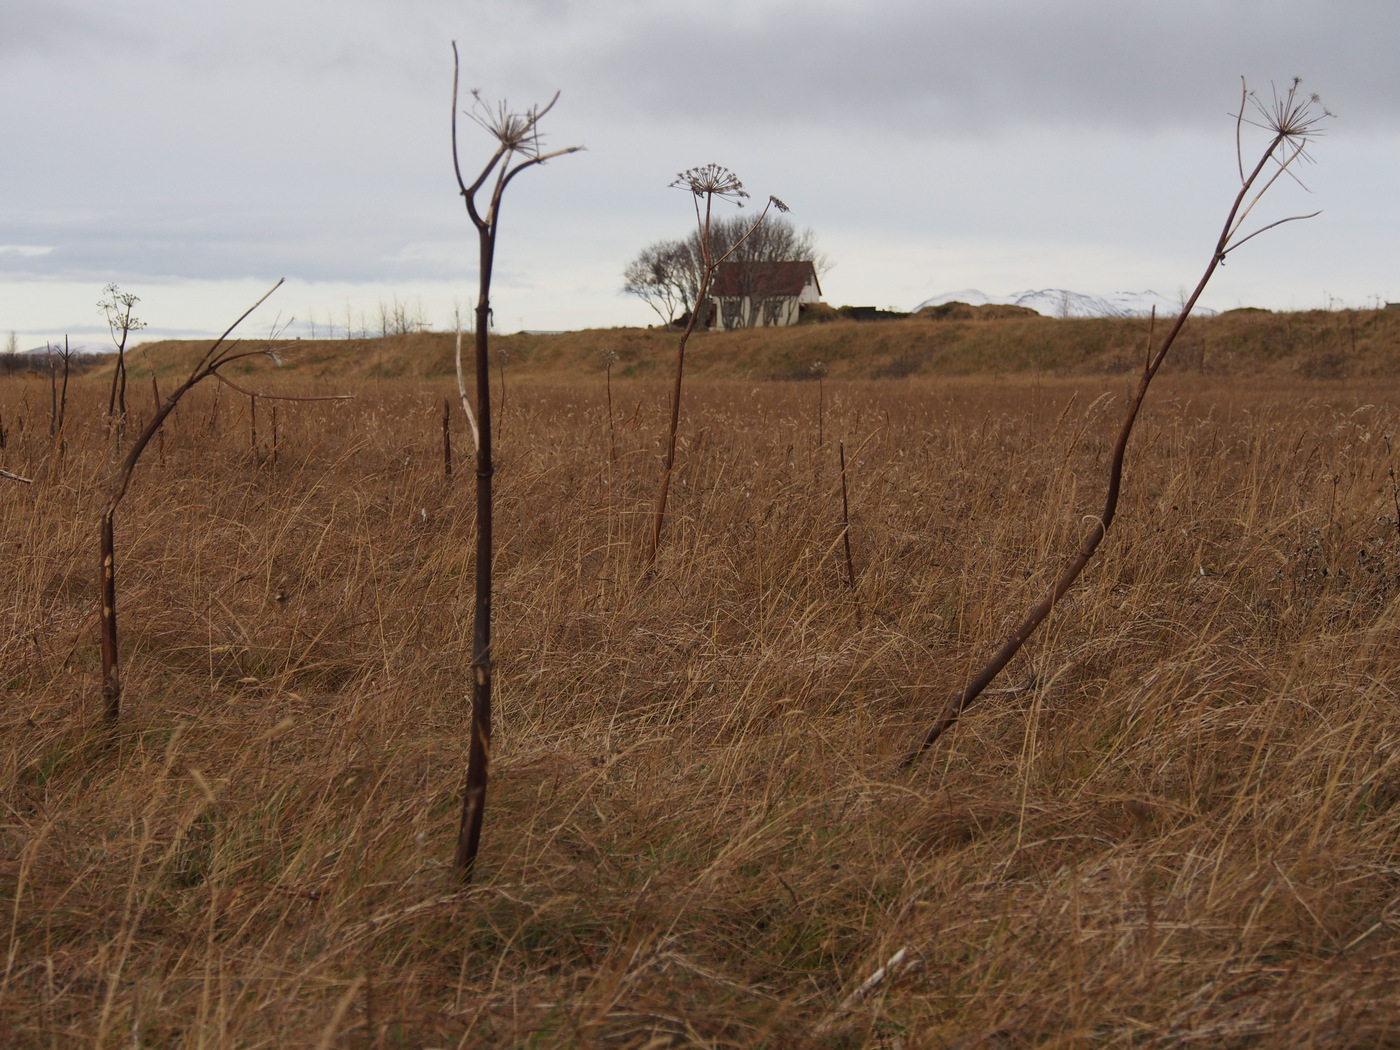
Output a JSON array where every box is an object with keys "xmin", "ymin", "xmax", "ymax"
[
  {"xmin": 900, "ymin": 79, "xmax": 1329, "ymax": 768},
  {"xmin": 151, "ymin": 376, "xmax": 164, "ymax": 465},
  {"xmin": 839, "ymin": 439, "xmax": 857, "ymax": 592},
  {"xmin": 603, "ymin": 349, "xmax": 617, "ymax": 463},
  {"xmin": 47, "ymin": 348, "xmax": 56, "ymax": 438},
  {"xmin": 101, "ymin": 286, "xmax": 144, "ymax": 441},
  {"xmin": 497, "ymin": 351, "xmax": 507, "ymax": 445},
  {"xmin": 58, "ymin": 337, "xmax": 70, "ymax": 435},
  {"xmin": 645, "ymin": 168, "xmax": 786, "ymax": 569},
  {"xmin": 450, "ymin": 41, "xmax": 580, "ymax": 882},
  {"xmin": 442, "ymin": 396, "xmax": 453, "ymax": 479},
  {"xmin": 100, "ymin": 279, "xmax": 285, "ymax": 721}
]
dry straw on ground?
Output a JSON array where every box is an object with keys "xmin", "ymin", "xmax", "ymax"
[{"xmin": 5, "ymin": 365, "xmax": 1400, "ymax": 1045}]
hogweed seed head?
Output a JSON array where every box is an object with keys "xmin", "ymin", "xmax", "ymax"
[{"xmin": 671, "ymin": 164, "xmax": 749, "ymax": 204}]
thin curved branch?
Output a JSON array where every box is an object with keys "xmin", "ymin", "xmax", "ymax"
[
  {"xmin": 1236, "ymin": 76, "xmax": 1248, "ymax": 185},
  {"xmin": 450, "ymin": 41, "xmax": 469, "ymax": 200},
  {"xmin": 212, "ymin": 373, "xmax": 354, "ymax": 402},
  {"xmin": 1226, "ymin": 137, "xmax": 1309, "ymax": 244},
  {"xmin": 499, "ymin": 145, "xmax": 585, "ymax": 196},
  {"xmin": 1223, "ymin": 211, "xmax": 1323, "ymax": 257},
  {"xmin": 712, "ymin": 195, "xmax": 789, "ymax": 269},
  {"xmin": 451, "ymin": 42, "xmax": 499, "ymax": 231},
  {"xmin": 1, "ymin": 468, "xmax": 33, "ymax": 484},
  {"xmin": 199, "ymin": 279, "xmax": 286, "ymax": 376},
  {"xmin": 106, "ymin": 278, "xmax": 284, "ymax": 512},
  {"xmin": 529, "ymin": 91, "xmax": 562, "ymax": 125}
]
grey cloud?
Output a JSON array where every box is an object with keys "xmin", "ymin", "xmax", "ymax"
[
  {"xmin": 0, "ymin": 201, "xmax": 472, "ymax": 284},
  {"xmin": 550, "ymin": 0, "xmax": 1398, "ymax": 133},
  {"xmin": 0, "ymin": 0, "xmax": 104, "ymax": 55}
]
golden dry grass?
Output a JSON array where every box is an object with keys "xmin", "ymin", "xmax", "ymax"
[
  {"xmin": 5, "ymin": 365, "xmax": 1400, "ymax": 1047},
  {"xmin": 127, "ymin": 304, "xmax": 1400, "ymax": 385}
]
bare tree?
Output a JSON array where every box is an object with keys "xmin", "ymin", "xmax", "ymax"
[
  {"xmin": 623, "ymin": 215, "xmax": 825, "ymax": 329},
  {"xmin": 901, "ymin": 79, "xmax": 1332, "ymax": 768},
  {"xmin": 622, "ymin": 239, "xmax": 693, "ymax": 326},
  {"xmin": 450, "ymin": 42, "xmax": 581, "ymax": 883},
  {"xmin": 645, "ymin": 165, "xmax": 786, "ymax": 569},
  {"xmin": 98, "ymin": 284, "xmax": 146, "ymax": 432}
]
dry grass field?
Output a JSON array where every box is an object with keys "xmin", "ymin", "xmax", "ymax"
[
  {"xmin": 6, "ymin": 336, "xmax": 1400, "ymax": 1046},
  {"xmin": 131, "ymin": 304, "xmax": 1400, "ymax": 383}
]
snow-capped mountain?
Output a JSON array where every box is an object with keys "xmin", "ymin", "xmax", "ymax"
[{"xmin": 914, "ymin": 289, "xmax": 1217, "ymax": 319}]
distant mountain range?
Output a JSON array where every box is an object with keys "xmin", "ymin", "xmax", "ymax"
[{"xmin": 914, "ymin": 289, "xmax": 1218, "ymax": 319}]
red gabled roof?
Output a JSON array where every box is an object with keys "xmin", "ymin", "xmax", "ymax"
[{"xmin": 710, "ymin": 260, "xmax": 819, "ymax": 298}]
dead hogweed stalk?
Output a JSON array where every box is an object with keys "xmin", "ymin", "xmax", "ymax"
[
  {"xmin": 450, "ymin": 41, "xmax": 581, "ymax": 882},
  {"xmin": 98, "ymin": 283, "xmax": 146, "ymax": 440},
  {"xmin": 100, "ymin": 280, "xmax": 285, "ymax": 721},
  {"xmin": 902, "ymin": 78, "xmax": 1333, "ymax": 768},
  {"xmin": 646, "ymin": 164, "xmax": 787, "ymax": 569}
]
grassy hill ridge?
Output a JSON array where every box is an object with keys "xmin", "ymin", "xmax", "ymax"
[{"xmin": 123, "ymin": 307, "xmax": 1400, "ymax": 383}]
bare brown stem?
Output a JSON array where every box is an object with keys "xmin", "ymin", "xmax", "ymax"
[
  {"xmin": 98, "ymin": 279, "xmax": 284, "ymax": 721},
  {"xmin": 901, "ymin": 86, "xmax": 1327, "ymax": 768},
  {"xmin": 442, "ymin": 397, "xmax": 453, "ymax": 480},
  {"xmin": 450, "ymin": 42, "xmax": 578, "ymax": 882},
  {"xmin": 645, "ymin": 181, "xmax": 783, "ymax": 570},
  {"xmin": 839, "ymin": 440, "xmax": 857, "ymax": 595}
]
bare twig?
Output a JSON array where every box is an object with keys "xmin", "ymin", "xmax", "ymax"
[
  {"xmin": 0, "ymin": 468, "xmax": 33, "ymax": 484},
  {"xmin": 813, "ymin": 946, "xmax": 913, "ymax": 1034},
  {"xmin": 212, "ymin": 373, "xmax": 354, "ymax": 402}
]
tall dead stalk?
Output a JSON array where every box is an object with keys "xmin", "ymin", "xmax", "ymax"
[
  {"xmin": 442, "ymin": 397, "xmax": 453, "ymax": 479},
  {"xmin": 99, "ymin": 284, "xmax": 145, "ymax": 439},
  {"xmin": 838, "ymin": 440, "xmax": 857, "ymax": 593},
  {"xmin": 450, "ymin": 42, "xmax": 580, "ymax": 882},
  {"xmin": 601, "ymin": 348, "xmax": 618, "ymax": 463},
  {"xmin": 100, "ymin": 280, "xmax": 285, "ymax": 721},
  {"xmin": 645, "ymin": 166, "xmax": 786, "ymax": 569},
  {"xmin": 902, "ymin": 79, "xmax": 1331, "ymax": 768}
]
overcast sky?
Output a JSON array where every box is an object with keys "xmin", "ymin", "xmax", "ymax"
[{"xmin": 3, "ymin": 0, "xmax": 1398, "ymax": 346}]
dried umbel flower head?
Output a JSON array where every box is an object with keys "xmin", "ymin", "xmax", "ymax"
[
  {"xmin": 1234, "ymin": 77, "xmax": 1334, "ymax": 185},
  {"xmin": 468, "ymin": 89, "xmax": 559, "ymax": 159},
  {"xmin": 1247, "ymin": 77, "xmax": 1332, "ymax": 144},
  {"xmin": 671, "ymin": 164, "xmax": 749, "ymax": 204},
  {"xmin": 1221, "ymin": 77, "xmax": 1334, "ymax": 256}
]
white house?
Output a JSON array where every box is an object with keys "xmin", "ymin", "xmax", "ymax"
[{"xmin": 708, "ymin": 260, "xmax": 822, "ymax": 330}]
